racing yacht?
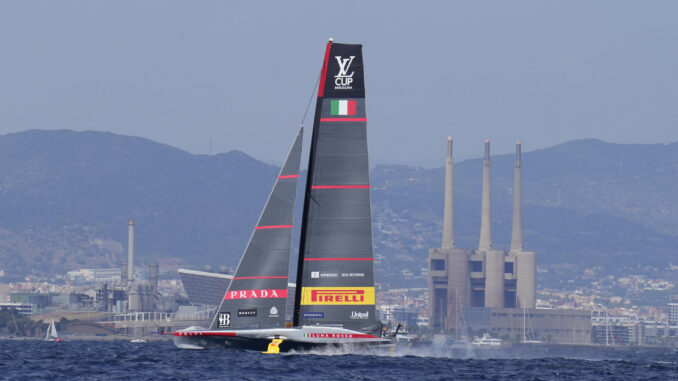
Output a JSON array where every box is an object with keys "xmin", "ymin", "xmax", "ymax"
[{"xmin": 175, "ymin": 40, "xmax": 391, "ymax": 352}]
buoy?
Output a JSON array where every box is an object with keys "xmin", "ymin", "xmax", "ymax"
[{"xmin": 262, "ymin": 338, "xmax": 284, "ymax": 354}]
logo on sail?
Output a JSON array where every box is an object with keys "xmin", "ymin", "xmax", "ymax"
[
  {"xmin": 218, "ymin": 312, "xmax": 231, "ymax": 328},
  {"xmin": 303, "ymin": 312, "xmax": 325, "ymax": 319},
  {"xmin": 300, "ymin": 287, "xmax": 375, "ymax": 305},
  {"xmin": 269, "ymin": 306, "xmax": 279, "ymax": 318},
  {"xmin": 237, "ymin": 308, "xmax": 257, "ymax": 317},
  {"xmin": 334, "ymin": 56, "xmax": 355, "ymax": 90},
  {"xmin": 224, "ymin": 289, "xmax": 287, "ymax": 300},
  {"xmin": 350, "ymin": 311, "xmax": 369, "ymax": 320}
]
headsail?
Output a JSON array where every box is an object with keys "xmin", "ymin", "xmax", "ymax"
[
  {"xmin": 210, "ymin": 127, "xmax": 303, "ymax": 330},
  {"xmin": 45, "ymin": 319, "xmax": 58, "ymax": 340},
  {"xmin": 293, "ymin": 42, "xmax": 380, "ymax": 335}
]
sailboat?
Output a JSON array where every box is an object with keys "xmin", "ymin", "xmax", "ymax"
[
  {"xmin": 174, "ymin": 40, "xmax": 391, "ymax": 352},
  {"xmin": 520, "ymin": 307, "xmax": 543, "ymax": 344},
  {"xmin": 45, "ymin": 319, "xmax": 62, "ymax": 342}
]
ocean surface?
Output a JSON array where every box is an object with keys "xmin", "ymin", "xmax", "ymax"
[{"xmin": 1, "ymin": 339, "xmax": 677, "ymax": 380}]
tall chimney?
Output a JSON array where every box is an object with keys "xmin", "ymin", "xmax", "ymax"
[
  {"xmin": 127, "ymin": 219, "xmax": 135, "ymax": 285},
  {"xmin": 510, "ymin": 140, "xmax": 524, "ymax": 252},
  {"xmin": 120, "ymin": 262, "xmax": 128, "ymax": 285},
  {"xmin": 442, "ymin": 136, "xmax": 455, "ymax": 249},
  {"xmin": 478, "ymin": 139, "xmax": 492, "ymax": 251},
  {"xmin": 149, "ymin": 263, "xmax": 159, "ymax": 292}
]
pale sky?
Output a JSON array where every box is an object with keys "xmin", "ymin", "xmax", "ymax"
[{"xmin": 1, "ymin": 1, "xmax": 676, "ymax": 166}]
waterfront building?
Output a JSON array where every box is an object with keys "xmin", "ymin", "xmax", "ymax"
[{"xmin": 429, "ymin": 139, "xmax": 536, "ymax": 331}]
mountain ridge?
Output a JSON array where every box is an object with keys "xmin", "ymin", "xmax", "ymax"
[{"xmin": 0, "ymin": 130, "xmax": 676, "ymax": 287}]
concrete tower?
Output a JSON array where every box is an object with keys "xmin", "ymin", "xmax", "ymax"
[
  {"xmin": 127, "ymin": 219, "xmax": 135, "ymax": 286},
  {"xmin": 511, "ymin": 140, "xmax": 524, "ymax": 252},
  {"xmin": 513, "ymin": 140, "xmax": 537, "ymax": 309},
  {"xmin": 120, "ymin": 262, "xmax": 128, "ymax": 285},
  {"xmin": 149, "ymin": 263, "xmax": 159, "ymax": 292},
  {"xmin": 480, "ymin": 139, "xmax": 504, "ymax": 308},
  {"xmin": 478, "ymin": 139, "xmax": 492, "ymax": 251},
  {"xmin": 442, "ymin": 136, "xmax": 455, "ymax": 249}
]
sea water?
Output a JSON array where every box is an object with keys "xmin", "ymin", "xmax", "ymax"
[{"xmin": 0, "ymin": 339, "xmax": 676, "ymax": 380}]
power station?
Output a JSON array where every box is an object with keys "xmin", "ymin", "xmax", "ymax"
[{"xmin": 429, "ymin": 138, "xmax": 537, "ymax": 331}]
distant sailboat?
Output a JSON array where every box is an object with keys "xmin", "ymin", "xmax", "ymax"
[
  {"xmin": 45, "ymin": 319, "xmax": 62, "ymax": 342},
  {"xmin": 521, "ymin": 308, "xmax": 543, "ymax": 344},
  {"xmin": 174, "ymin": 40, "xmax": 392, "ymax": 352}
]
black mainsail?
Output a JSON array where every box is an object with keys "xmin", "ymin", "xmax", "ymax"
[
  {"xmin": 293, "ymin": 41, "xmax": 380, "ymax": 335},
  {"xmin": 210, "ymin": 127, "xmax": 303, "ymax": 331}
]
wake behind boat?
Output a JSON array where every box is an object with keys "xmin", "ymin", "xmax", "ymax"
[{"xmin": 174, "ymin": 40, "xmax": 393, "ymax": 352}]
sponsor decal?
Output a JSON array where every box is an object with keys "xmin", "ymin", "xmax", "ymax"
[
  {"xmin": 302, "ymin": 312, "xmax": 325, "ymax": 319},
  {"xmin": 269, "ymin": 306, "xmax": 279, "ymax": 318},
  {"xmin": 330, "ymin": 100, "xmax": 356, "ymax": 116},
  {"xmin": 350, "ymin": 311, "xmax": 369, "ymax": 320},
  {"xmin": 237, "ymin": 308, "xmax": 257, "ymax": 317},
  {"xmin": 303, "ymin": 333, "xmax": 376, "ymax": 339},
  {"xmin": 301, "ymin": 287, "xmax": 375, "ymax": 305},
  {"xmin": 334, "ymin": 56, "xmax": 355, "ymax": 90},
  {"xmin": 341, "ymin": 272, "xmax": 365, "ymax": 278},
  {"xmin": 218, "ymin": 312, "xmax": 231, "ymax": 328},
  {"xmin": 311, "ymin": 271, "xmax": 339, "ymax": 279},
  {"xmin": 224, "ymin": 289, "xmax": 287, "ymax": 300}
]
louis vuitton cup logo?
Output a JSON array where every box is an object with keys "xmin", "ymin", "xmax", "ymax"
[{"xmin": 334, "ymin": 56, "xmax": 355, "ymax": 90}]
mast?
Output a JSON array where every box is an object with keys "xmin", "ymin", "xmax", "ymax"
[{"xmin": 293, "ymin": 40, "xmax": 379, "ymax": 335}]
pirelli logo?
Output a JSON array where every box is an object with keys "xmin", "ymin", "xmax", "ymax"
[{"xmin": 300, "ymin": 287, "xmax": 375, "ymax": 305}]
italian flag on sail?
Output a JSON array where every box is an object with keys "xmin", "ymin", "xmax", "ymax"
[{"xmin": 330, "ymin": 100, "xmax": 357, "ymax": 116}]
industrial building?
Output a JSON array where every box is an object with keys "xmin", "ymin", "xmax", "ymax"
[
  {"xmin": 429, "ymin": 138, "xmax": 536, "ymax": 331},
  {"xmin": 668, "ymin": 302, "xmax": 678, "ymax": 325},
  {"xmin": 428, "ymin": 138, "xmax": 590, "ymax": 343},
  {"xmin": 96, "ymin": 220, "xmax": 165, "ymax": 314}
]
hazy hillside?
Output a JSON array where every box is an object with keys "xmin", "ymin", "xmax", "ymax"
[
  {"xmin": 0, "ymin": 130, "xmax": 278, "ymax": 280},
  {"xmin": 0, "ymin": 130, "xmax": 677, "ymax": 288}
]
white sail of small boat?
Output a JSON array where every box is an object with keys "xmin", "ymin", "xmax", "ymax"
[{"xmin": 45, "ymin": 319, "xmax": 61, "ymax": 342}]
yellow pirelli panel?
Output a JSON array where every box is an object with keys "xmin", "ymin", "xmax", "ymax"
[{"xmin": 300, "ymin": 287, "xmax": 375, "ymax": 305}]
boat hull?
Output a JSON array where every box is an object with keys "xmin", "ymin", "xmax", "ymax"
[{"xmin": 174, "ymin": 325, "xmax": 392, "ymax": 352}]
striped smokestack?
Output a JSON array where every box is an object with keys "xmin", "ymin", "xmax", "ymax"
[
  {"xmin": 478, "ymin": 139, "xmax": 492, "ymax": 251},
  {"xmin": 442, "ymin": 136, "xmax": 455, "ymax": 249},
  {"xmin": 510, "ymin": 140, "xmax": 524, "ymax": 252}
]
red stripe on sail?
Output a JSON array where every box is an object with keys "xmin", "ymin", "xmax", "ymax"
[
  {"xmin": 320, "ymin": 117, "xmax": 367, "ymax": 122},
  {"xmin": 311, "ymin": 185, "xmax": 370, "ymax": 189},
  {"xmin": 233, "ymin": 276, "xmax": 289, "ymax": 280},
  {"xmin": 304, "ymin": 258, "xmax": 374, "ymax": 261},
  {"xmin": 255, "ymin": 225, "xmax": 293, "ymax": 230},
  {"xmin": 347, "ymin": 100, "xmax": 357, "ymax": 115},
  {"xmin": 317, "ymin": 41, "xmax": 333, "ymax": 97},
  {"xmin": 278, "ymin": 174, "xmax": 299, "ymax": 179}
]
